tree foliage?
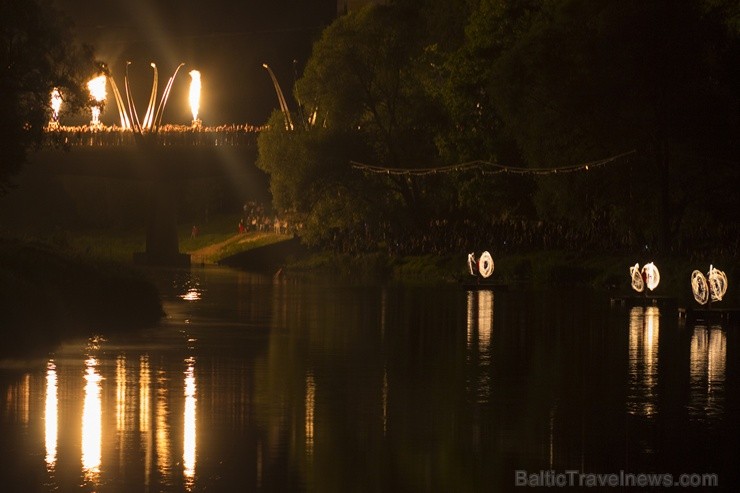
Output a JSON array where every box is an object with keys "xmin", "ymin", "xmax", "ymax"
[
  {"xmin": 259, "ymin": 3, "xmax": 457, "ymax": 245},
  {"xmin": 0, "ymin": 0, "xmax": 94, "ymax": 194},
  {"xmin": 257, "ymin": 0, "xmax": 738, "ymax": 255},
  {"xmin": 490, "ymin": 0, "xmax": 739, "ymax": 249}
]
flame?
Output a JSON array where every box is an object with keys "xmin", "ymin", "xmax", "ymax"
[
  {"xmin": 50, "ymin": 88, "xmax": 62, "ymax": 119},
  {"xmin": 87, "ymin": 75, "xmax": 107, "ymax": 103},
  {"xmin": 87, "ymin": 75, "xmax": 107, "ymax": 126},
  {"xmin": 189, "ymin": 70, "xmax": 201, "ymax": 122}
]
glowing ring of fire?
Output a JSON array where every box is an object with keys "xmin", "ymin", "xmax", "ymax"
[
  {"xmin": 691, "ymin": 270, "xmax": 709, "ymax": 305},
  {"xmin": 478, "ymin": 251, "xmax": 494, "ymax": 278},
  {"xmin": 630, "ymin": 263, "xmax": 644, "ymax": 293},
  {"xmin": 642, "ymin": 262, "xmax": 660, "ymax": 291},
  {"xmin": 708, "ymin": 266, "xmax": 727, "ymax": 302}
]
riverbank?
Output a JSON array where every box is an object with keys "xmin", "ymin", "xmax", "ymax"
[
  {"xmin": 0, "ymin": 238, "xmax": 163, "ymax": 359},
  {"xmin": 77, "ymin": 213, "xmax": 733, "ymax": 304},
  {"xmin": 283, "ymin": 248, "xmax": 739, "ymax": 304}
]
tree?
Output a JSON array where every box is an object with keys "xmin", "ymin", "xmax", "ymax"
[
  {"xmin": 259, "ymin": 3, "xmax": 453, "ymax": 246},
  {"xmin": 258, "ymin": 110, "xmax": 388, "ymax": 248},
  {"xmin": 0, "ymin": 0, "xmax": 94, "ymax": 195},
  {"xmin": 490, "ymin": 0, "xmax": 739, "ymax": 251},
  {"xmin": 428, "ymin": 0, "xmax": 543, "ymax": 223}
]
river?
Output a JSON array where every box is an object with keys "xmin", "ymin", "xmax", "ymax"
[{"xmin": 1, "ymin": 266, "xmax": 737, "ymax": 491}]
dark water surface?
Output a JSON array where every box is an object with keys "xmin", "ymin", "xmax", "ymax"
[{"xmin": 1, "ymin": 267, "xmax": 737, "ymax": 492}]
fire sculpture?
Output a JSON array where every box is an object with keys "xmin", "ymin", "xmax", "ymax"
[
  {"xmin": 691, "ymin": 265, "xmax": 728, "ymax": 305},
  {"xmin": 189, "ymin": 70, "xmax": 201, "ymax": 128},
  {"xmin": 87, "ymin": 75, "xmax": 107, "ymax": 127},
  {"xmin": 630, "ymin": 262, "xmax": 660, "ymax": 293}
]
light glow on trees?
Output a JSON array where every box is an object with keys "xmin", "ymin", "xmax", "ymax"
[{"xmin": 49, "ymin": 88, "xmax": 62, "ymax": 126}]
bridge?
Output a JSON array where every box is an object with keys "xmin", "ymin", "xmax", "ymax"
[
  {"xmin": 26, "ymin": 62, "xmax": 297, "ymax": 266},
  {"xmin": 33, "ymin": 126, "xmax": 264, "ymax": 266}
]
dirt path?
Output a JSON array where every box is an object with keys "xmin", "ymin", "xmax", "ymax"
[{"xmin": 188, "ymin": 234, "xmax": 242, "ymax": 264}]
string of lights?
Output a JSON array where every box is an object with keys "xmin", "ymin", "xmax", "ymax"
[{"xmin": 350, "ymin": 149, "xmax": 637, "ymax": 177}]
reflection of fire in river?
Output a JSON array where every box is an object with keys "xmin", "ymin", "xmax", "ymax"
[
  {"xmin": 627, "ymin": 306, "xmax": 660, "ymax": 417},
  {"xmin": 689, "ymin": 326, "xmax": 726, "ymax": 418},
  {"xmin": 82, "ymin": 357, "xmax": 103, "ymax": 484},
  {"xmin": 183, "ymin": 356, "xmax": 197, "ymax": 490},
  {"xmin": 305, "ymin": 372, "xmax": 315, "ymax": 457},
  {"xmin": 45, "ymin": 361, "xmax": 58, "ymax": 473},
  {"xmin": 466, "ymin": 290, "xmax": 493, "ymax": 403}
]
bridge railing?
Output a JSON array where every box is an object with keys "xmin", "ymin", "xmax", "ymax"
[{"xmin": 44, "ymin": 124, "xmax": 262, "ymax": 147}]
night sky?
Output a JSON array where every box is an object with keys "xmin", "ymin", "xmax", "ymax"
[{"xmin": 56, "ymin": 0, "xmax": 338, "ymax": 126}]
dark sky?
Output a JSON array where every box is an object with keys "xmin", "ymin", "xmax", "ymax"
[{"xmin": 55, "ymin": 0, "xmax": 338, "ymax": 126}]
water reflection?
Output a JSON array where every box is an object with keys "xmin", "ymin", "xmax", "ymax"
[
  {"xmin": 628, "ymin": 306, "xmax": 660, "ymax": 417},
  {"xmin": 139, "ymin": 355, "xmax": 153, "ymax": 487},
  {"xmin": 156, "ymin": 368, "xmax": 172, "ymax": 485},
  {"xmin": 382, "ymin": 368, "xmax": 388, "ymax": 435},
  {"xmin": 116, "ymin": 356, "xmax": 126, "ymax": 432},
  {"xmin": 180, "ymin": 288, "xmax": 202, "ymax": 302},
  {"xmin": 689, "ymin": 325, "xmax": 726, "ymax": 418},
  {"xmin": 466, "ymin": 290, "xmax": 494, "ymax": 403},
  {"xmin": 45, "ymin": 360, "xmax": 58, "ymax": 473},
  {"xmin": 1, "ymin": 274, "xmax": 736, "ymax": 492},
  {"xmin": 81, "ymin": 357, "xmax": 102, "ymax": 484},
  {"xmin": 183, "ymin": 357, "xmax": 197, "ymax": 490},
  {"xmin": 175, "ymin": 273, "xmax": 203, "ymax": 302},
  {"xmin": 305, "ymin": 372, "xmax": 315, "ymax": 457},
  {"xmin": 4, "ymin": 373, "xmax": 30, "ymax": 425}
]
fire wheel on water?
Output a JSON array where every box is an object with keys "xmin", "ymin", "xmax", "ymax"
[
  {"xmin": 629, "ymin": 262, "xmax": 660, "ymax": 293},
  {"xmin": 468, "ymin": 251, "xmax": 494, "ymax": 279},
  {"xmin": 691, "ymin": 265, "xmax": 728, "ymax": 305}
]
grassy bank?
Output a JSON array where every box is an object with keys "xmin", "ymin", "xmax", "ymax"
[
  {"xmin": 30, "ymin": 213, "xmax": 285, "ymax": 265},
  {"xmin": 0, "ymin": 238, "xmax": 163, "ymax": 359}
]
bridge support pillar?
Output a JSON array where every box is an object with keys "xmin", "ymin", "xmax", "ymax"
[{"xmin": 133, "ymin": 147, "xmax": 190, "ymax": 267}]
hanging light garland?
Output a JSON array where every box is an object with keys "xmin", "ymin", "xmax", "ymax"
[{"xmin": 350, "ymin": 150, "xmax": 636, "ymax": 177}]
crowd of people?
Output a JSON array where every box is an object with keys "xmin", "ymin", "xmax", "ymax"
[
  {"xmin": 239, "ymin": 201, "xmax": 298, "ymax": 236},
  {"xmin": 44, "ymin": 124, "xmax": 262, "ymax": 147}
]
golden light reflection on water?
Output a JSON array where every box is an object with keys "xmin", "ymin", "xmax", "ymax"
[
  {"xmin": 177, "ymin": 275, "xmax": 203, "ymax": 302},
  {"xmin": 466, "ymin": 291, "xmax": 474, "ymax": 347},
  {"xmin": 305, "ymin": 372, "xmax": 315, "ymax": 457},
  {"xmin": 156, "ymin": 369, "xmax": 172, "ymax": 483},
  {"xmin": 81, "ymin": 356, "xmax": 102, "ymax": 483},
  {"xmin": 116, "ymin": 356, "xmax": 126, "ymax": 432},
  {"xmin": 689, "ymin": 325, "xmax": 726, "ymax": 417},
  {"xmin": 466, "ymin": 290, "xmax": 494, "ymax": 403},
  {"xmin": 45, "ymin": 360, "xmax": 58, "ymax": 472},
  {"xmin": 5, "ymin": 373, "xmax": 30, "ymax": 425},
  {"xmin": 180, "ymin": 288, "xmax": 202, "ymax": 301},
  {"xmin": 140, "ymin": 355, "xmax": 151, "ymax": 433},
  {"xmin": 628, "ymin": 306, "xmax": 660, "ymax": 417},
  {"xmin": 140, "ymin": 355, "xmax": 153, "ymax": 486},
  {"xmin": 382, "ymin": 368, "xmax": 388, "ymax": 436},
  {"xmin": 477, "ymin": 290, "xmax": 493, "ymax": 353},
  {"xmin": 183, "ymin": 357, "xmax": 197, "ymax": 490}
]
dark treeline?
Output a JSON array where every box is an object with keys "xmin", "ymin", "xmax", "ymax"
[{"xmin": 256, "ymin": 0, "xmax": 739, "ymax": 258}]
